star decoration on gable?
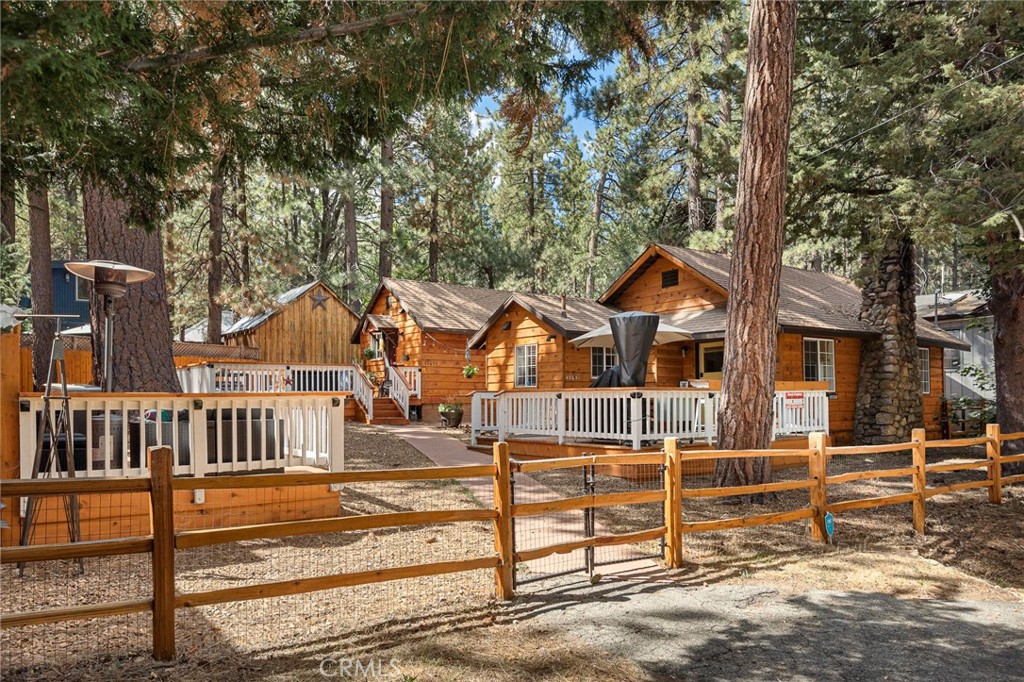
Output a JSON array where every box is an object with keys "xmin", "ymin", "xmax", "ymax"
[{"xmin": 312, "ymin": 290, "xmax": 329, "ymax": 310}]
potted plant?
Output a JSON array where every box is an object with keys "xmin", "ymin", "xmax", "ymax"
[
  {"xmin": 439, "ymin": 398, "xmax": 464, "ymax": 428},
  {"xmin": 362, "ymin": 347, "xmax": 377, "ymax": 360},
  {"xmin": 462, "ymin": 364, "xmax": 480, "ymax": 379}
]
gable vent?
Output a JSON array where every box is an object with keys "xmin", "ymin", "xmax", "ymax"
[{"xmin": 661, "ymin": 269, "xmax": 680, "ymax": 288}]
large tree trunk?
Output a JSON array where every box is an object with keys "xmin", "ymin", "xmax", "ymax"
[
  {"xmin": 207, "ymin": 155, "xmax": 226, "ymax": 344},
  {"xmin": 587, "ymin": 169, "xmax": 608, "ymax": 298},
  {"xmin": 238, "ymin": 165, "xmax": 250, "ymax": 285},
  {"xmin": 428, "ymin": 189, "xmax": 440, "ymax": 282},
  {"xmin": 343, "ymin": 191, "xmax": 358, "ymax": 305},
  {"xmin": 989, "ymin": 266, "xmax": 1024, "ymax": 455},
  {"xmin": 686, "ymin": 16, "xmax": 704, "ymax": 236},
  {"xmin": 82, "ymin": 179, "xmax": 179, "ymax": 392},
  {"xmin": 1, "ymin": 176, "xmax": 15, "ymax": 246},
  {"xmin": 714, "ymin": 0, "xmax": 797, "ymax": 487},
  {"xmin": 715, "ymin": 29, "xmax": 733, "ymax": 235},
  {"xmin": 28, "ymin": 176, "xmax": 54, "ymax": 390},
  {"xmin": 854, "ymin": 235, "xmax": 922, "ymax": 444},
  {"xmin": 379, "ymin": 136, "xmax": 395, "ymax": 279}
]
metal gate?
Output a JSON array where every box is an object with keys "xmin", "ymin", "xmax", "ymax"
[{"xmin": 511, "ymin": 456, "xmax": 665, "ymax": 588}]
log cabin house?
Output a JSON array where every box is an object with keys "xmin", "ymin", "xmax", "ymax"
[
  {"xmin": 352, "ymin": 278, "xmax": 512, "ymax": 422},
  {"xmin": 469, "ymin": 244, "xmax": 968, "ymax": 450}
]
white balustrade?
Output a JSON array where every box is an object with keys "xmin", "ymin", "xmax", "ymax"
[
  {"xmin": 18, "ymin": 393, "xmax": 345, "ymax": 479},
  {"xmin": 399, "ymin": 367, "xmax": 422, "ymax": 398},
  {"xmin": 469, "ymin": 388, "xmax": 827, "ymax": 450},
  {"xmin": 387, "ymin": 365, "xmax": 411, "ymax": 419},
  {"xmin": 175, "ymin": 362, "xmax": 376, "ymax": 419}
]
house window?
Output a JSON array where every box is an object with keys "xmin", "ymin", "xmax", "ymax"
[
  {"xmin": 514, "ymin": 344, "xmax": 538, "ymax": 388},
  {"xmin": 698, "ymin": 342, "xmax": 725, "ymax": 379},
  {"xmin": 803, "ymin": 338, "xmax": 836, "ymax": 391},
  {"xmin": 661, "ymin": 269, "xmax": 679, "ymax": 288},
  {"xmin": 944, "ymin": 329, "xmax": 963, "ymax": 371},
  {"xmin": 369, "ymin": 333, "xmax": 383, "ymax": 360},
  {"xmin": 919, "ymin": 347, "xmax": 931, "ymax": 394},
  {"xmin": 591, "ymin": 347, "xmax": 618, "ymax": 378},
  {"xmin": 75, "ymin": 276, "xmax": 90, "ymax": 302}
]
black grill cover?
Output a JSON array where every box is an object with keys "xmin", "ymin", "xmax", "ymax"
[{"xmin": 587, "ymin": 311, "xmax": 660, "ymax": 388}]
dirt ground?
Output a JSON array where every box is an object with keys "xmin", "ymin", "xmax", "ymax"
[{"xmin": 2, "ymin": 426, "xmax": 1021, "ymax": 681}]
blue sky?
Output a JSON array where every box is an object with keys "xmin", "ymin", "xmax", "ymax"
[{"xmin": 471, "ymin": 55, "xmax": 620, "ymax": 143}]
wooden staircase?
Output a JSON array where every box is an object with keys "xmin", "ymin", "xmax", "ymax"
[{"xmin": 368, "ymin": 397, "xmax": 409, "ymax": 425}]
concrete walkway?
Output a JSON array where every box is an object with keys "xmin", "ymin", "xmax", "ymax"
[{"xmin": 382, "ymin": 424, "xmax": 658, "ymax": 578}]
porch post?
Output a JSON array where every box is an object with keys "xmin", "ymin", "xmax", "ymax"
[
  {"xmin": 328, "ymin": 397, "xmax": 345, "ymax": 490},
  {"xmin": 631, "ymin": 393, "xmax": 643, "ymax": 451},
  {"xmin": 189, "ymin": 398, "xmax": 207, "ymax": 504},
  {"xmin": 556, "ymin": 394, "xmax": 566, "ymax": 445},
  {"xmin": 497, "ymin": 395, "xmax": 508, "ymax": 442}
]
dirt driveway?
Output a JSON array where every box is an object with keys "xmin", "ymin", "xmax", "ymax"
[{"xmin": 518, "ymin": 580, "xmax": 1024, "ymax": 681}]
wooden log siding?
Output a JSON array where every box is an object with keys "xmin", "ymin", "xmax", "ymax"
[
  {"xmin": 3, "ymin": 430, "xmax": 1022, "ymax": 660},
  {"xmin": 361, "ymin": 285, "xmax": 487, "ymax": 409}
]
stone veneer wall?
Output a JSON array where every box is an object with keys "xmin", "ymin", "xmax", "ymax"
[{"xmin": 854, "ymin": 237, "xmax": 923, "ymax": 444}]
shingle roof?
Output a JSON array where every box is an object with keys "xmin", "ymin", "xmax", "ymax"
[
  {"xmin": 607, "ymin": 244, "xmax": 968, "ymax": 350},
  {"xmin": 365, "ymin": 314, "xmax": 397, "ymax": 330},
  {"xmin": 468, "ymin": 293, "xmax": 620, "ymax": 347},
  {"xmin": 379, "ymin": 278, "xmax": 513, "ymax": 335}
]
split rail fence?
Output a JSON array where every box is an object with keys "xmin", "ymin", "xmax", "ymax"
[{"xmin": 1, "ymin": 425, "xmax": 1021, "ymax": 663}]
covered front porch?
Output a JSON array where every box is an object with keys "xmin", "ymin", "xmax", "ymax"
[{"xmin": 470, "ymin": 382, "xmax": 830, "ymax": 452}]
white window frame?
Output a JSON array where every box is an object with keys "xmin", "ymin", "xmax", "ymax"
[
  {"xmin": 803, "ymin": 338, "xmax": 836, "ymax": 391},
  {"xmin": 919, "ymin": 347, "xmax": 931, "ymax": 394},
  {"xmin": 591, "ymin": 347, "xmax": 619, "ymax": 378},
  {"xmin": 369, "ymin": 332, "xmax": 383, "ymax": 360},
  {"xmin": 75, "ymin": 276, "xmax": 90, "ymax": 302},
  {"xmin": 514, "ymin": 344, "xmax": 538, "ymax": 388}
]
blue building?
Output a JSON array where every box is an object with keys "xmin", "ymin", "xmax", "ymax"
[{"xmin": 19, "ymin": 260, "xmax": 92, "ymax": 326}]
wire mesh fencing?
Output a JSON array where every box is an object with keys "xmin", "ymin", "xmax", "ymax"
[{"xmin": 1, "ymin": 490, "xmax": 152, "ymax": 676}]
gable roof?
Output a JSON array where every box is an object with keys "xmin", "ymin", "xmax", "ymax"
[
  {"xmin": 601, "ymin": 243, "xmax": 968, "ymax": 350},
  {"xmin": 223, "ymin": 281, "xmax": 357, "ymax": 337},
  {"xmin": 915, "ymin": 289, "xmax": 989, "ymax": 320},
  {"xmin": 468, "ymin": 293, "xmax": 620, "ymax": 348},
  {"xmin": 354, "ymin": 278, "xmax": 512, "ymax": 341}
]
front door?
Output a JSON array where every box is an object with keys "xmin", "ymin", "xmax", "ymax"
[
  {"xmin": 698, "ymin": 342, "xmax": 724, "ymax": 380},
  {"xmin": 382, "ymin": 329, "xmax": 399, "ymax": 365}
]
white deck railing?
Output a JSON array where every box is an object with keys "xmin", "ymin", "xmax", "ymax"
[
  {"xmin": 470, "ymin": 388, "xmax": 827, "ymax": 450},
  {"xmin": 386, "ymin": 365, "xmax": 411, "ymax": 418},
  {"xmin": 398, "ymin": 367, "xmax": 422, "ymax": 398},
  {"xmin": 18, "ymin": 392, "xmax": 345, "ymax": 479},
  {"xmin": 177, "ymin": 362, "xmax": 376, "ymax": 420}
]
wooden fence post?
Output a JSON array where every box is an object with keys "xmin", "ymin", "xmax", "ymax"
[
  {"xmin": 987, "ymin": 423, "xmax": 1002, "ymax": 504},
  {"xmin": 149, "ymin": 446, "xmax": 176, "ymax": 661},
  {"xmin": 911, "ymin": 428, "xmax": 927, "ymax": 534},
  {"xmin": 492, "ymin": 442, "xmax": 514, "ymax": 600},
  {"xmin": 663, "ymin": 438, "xmax": 683, "ymax": 568},
  {"xmin": 808, "ymin": 432, "xmax": 829, "ymax": 542}
]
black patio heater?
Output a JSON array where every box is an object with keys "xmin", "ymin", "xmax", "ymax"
[
  {"xmin": 591, "ymin": 311, "xmax": 660, "ymax": 387},
  {"xmin": 64, "ymin": 260, "xmax": 155, "ymax": 391}
]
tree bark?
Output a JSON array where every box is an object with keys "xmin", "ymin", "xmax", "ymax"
[
  {"xmin": 379, "ymin": 136, "xmax": 395, "ymax": 279},
  {"xmin": 854, "ymin": 235, "xmax": 922, "ymax": 445},
  {"xmin": 343, "ymin": 190, "xmax": 358, "ymax": 305},
  {"xmin": 1, "ymin": 176, "xmax": 15, "ymax": 246},
  {"xmin": 82, "ymin": 178, "xmax": 179, "ymax": 392},
  {"xmin": 686, "ymin": 17, "xmax": 704, "ymax": 236},
  {"xmin": 587, "ymin": 169, "xmax": 608, "ymax": 298},
  {"xmin": 238, "ymin": 165, "xmax": 250, "ymax": 286},
  {"xmin": 207, "ymin": 154, "xmax": 226, "ymax": 344},
  {"xmin": 28, "ymin": 176, "xmax": 54, "ymax": 390},
  {"xmin": 989, "ymin": 266, "xmax": 1024, "ymax": 456},
  {"xmin": 715, "ymin": 28, "xmax": 733, "ymax": 235},
  {"xmin": 715, "ymin": 0, "xmax": 797, "ymax": 487},
  {"xmin": 428, "ymin": 189, "xmax": 440, "ymax": 282}
]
